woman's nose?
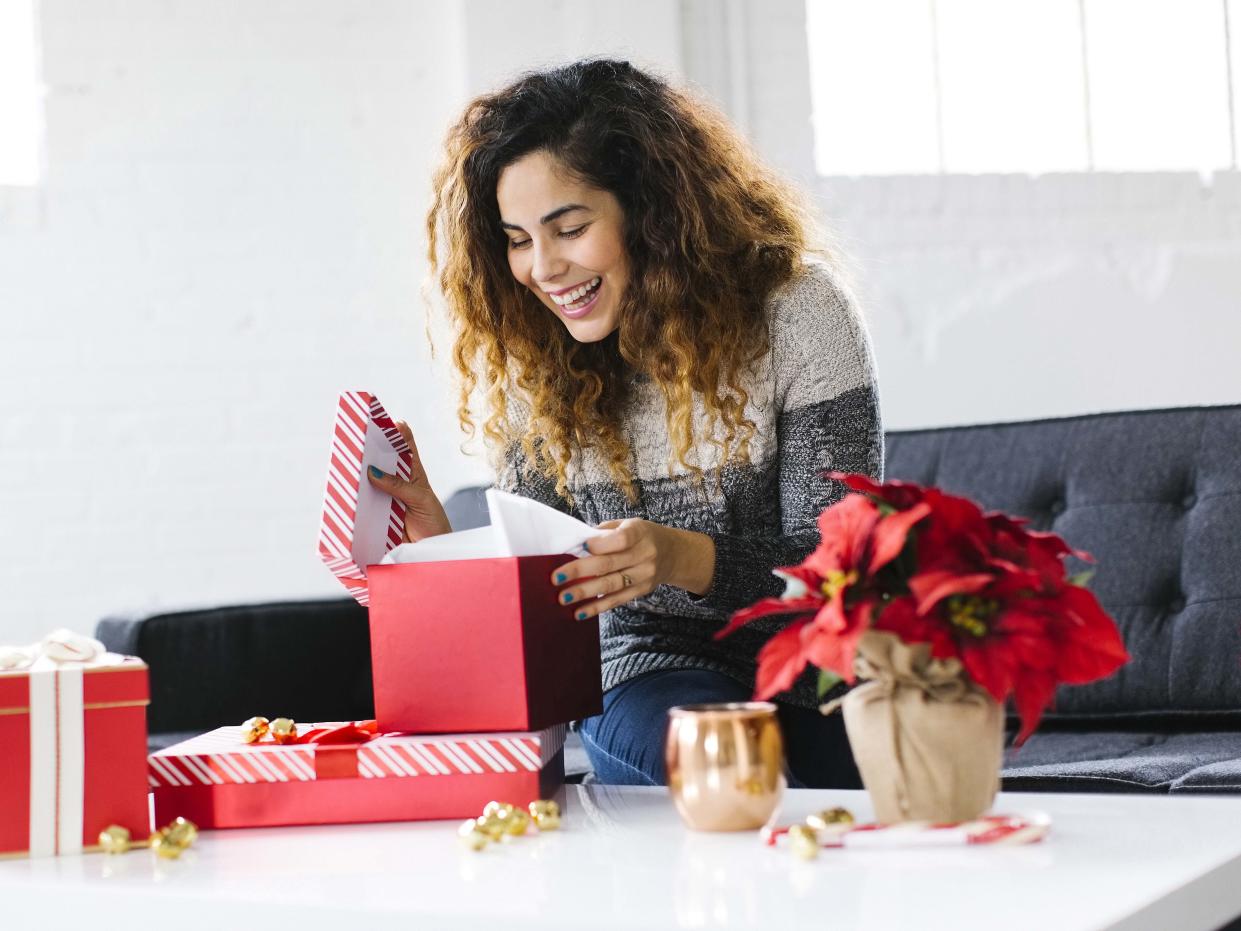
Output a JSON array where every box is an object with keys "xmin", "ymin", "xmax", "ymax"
[{"xmin": 531, "ymin": 240, "xmax": 567, "ymax": 283}]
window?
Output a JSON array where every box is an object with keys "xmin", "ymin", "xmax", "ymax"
[
  {"xmin": 806, "ymin": 0, "xmax": 1240, "ymax": 176},
  {"xmin": 0, "ymin": 0, "xmax": 42, "ymax": 186}
]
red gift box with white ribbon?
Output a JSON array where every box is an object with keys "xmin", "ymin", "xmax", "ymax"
[
  {"xmin": 318, "ymin": 390, "xmax": 602, "ymax": 734},
  {"xmin": 0, "ymin": 631, "xmax": 150, "ymax": 858},
  {"xmin": 148, "ymin": 722, "xmax": 567, "ymax": 828}
]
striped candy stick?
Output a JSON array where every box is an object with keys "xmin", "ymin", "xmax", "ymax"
[
  {"xmin": 760, "ymin": 812, "xmax": 1050, "ymax": 849},
  {"xmin": 318, "ymin": 391, "xmax": 413, "ymax": 605}
]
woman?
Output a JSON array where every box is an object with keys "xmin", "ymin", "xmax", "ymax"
[{"xmin": 369, "ymin": 59, "xmax": 882, "ymax": 788}]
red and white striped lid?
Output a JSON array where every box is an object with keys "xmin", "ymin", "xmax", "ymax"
[
  {"xmin": 148, "ymin": 723, "xmax": 567, "ymax": 787},
  {"xmin": 318, "ymin": 391, "xmax": 413, "ymax": 605}
]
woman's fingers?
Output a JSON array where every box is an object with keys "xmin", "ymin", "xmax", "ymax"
[
  {"xmin": 366, "ymin": 464, "xmax": 419, "ymax": 504},
  {"xmin": 395, "ymin": 419, "xmax": 415, "ymax": 448},
  {"xmin": 367, "ymin": 464, "xmax": 452, "ymax": 541},
  {"xmin": 368, "ymin": 421, "xmax": 433, "ymax": 500},
  {"xmin": 556, "ymin": 563, "xmax": 640, "ymax": 602},
  {"xmin": 554, "ymin": 548, "xmax": 654, "ymax": 619},
  {"xmin": 395, "ymin": 420, "xmax": 423, "ymax": 467},
  {"xmin": 554, "ymin": 552, "xmax": 621, "ymax": 586},
  {"xmin": 570, "ymin": 576, "xmax": 645, "ymax": 620},
  {"xmin": 585, "ymin": 524, "xmax": 634, "ymax": 555},
  {"xmin": 361, "ymin": 419, "xmax": 452, "ymax": 542},
  {"xmin": 395, "ymin": 419, "xmax": 432, "ymax": 482}
]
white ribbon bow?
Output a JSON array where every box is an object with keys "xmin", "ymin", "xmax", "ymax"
[
  {"xmin": 0, "ymin": 629, "xmax": 109, "ymax": 672},
  {"xmin": 0, "ymin": 645, "xmax": 34, "ymax": 670}
]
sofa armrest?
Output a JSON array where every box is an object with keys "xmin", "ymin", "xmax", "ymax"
[{"xmin": 96, "ymin": 599, "xmax": 373, "ymax": 736}]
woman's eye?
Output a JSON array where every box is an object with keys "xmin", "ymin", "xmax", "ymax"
[
  {"xmin": 559, "ymin": 225, "xmax": 587, "ymax": 239},
  {"xmin": 508, "ymin": 238, "xmax": 531, "ymax": 250}
]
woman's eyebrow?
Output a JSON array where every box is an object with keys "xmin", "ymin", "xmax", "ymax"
[{"xmin": 500, "ymin": 204, "xmax": 589, "ymax": 231}]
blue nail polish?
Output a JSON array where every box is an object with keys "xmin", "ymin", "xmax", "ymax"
[
  {"xmin": 368, "ymin": 465, "xmax": 383, "ymax": 480},
  {"xmin": 576, "ymin": 610, "xmax": 587, "ymax": 621},
  {"xmin": 561, "ymin": 593, "xmax": 574, "ymax": 604},
  {"xmin": 555, "ymin": 572, "xmax": 567, "ymax": 584}
]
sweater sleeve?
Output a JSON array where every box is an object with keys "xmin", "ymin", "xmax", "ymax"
[{"xmin": 675, "ymin": 260, "xmax": 884, "ymax": 619}]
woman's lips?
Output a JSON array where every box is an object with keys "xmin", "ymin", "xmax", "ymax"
[{"xmin": 559, "ymin": 280, "xmax": 602, "ymax": 319}]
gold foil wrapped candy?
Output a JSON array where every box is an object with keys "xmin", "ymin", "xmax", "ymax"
[
  {"xmin": 482, "ymin": 801, "xmax": 515, "ymax": 819},
  {"xmin": 148, "ymin": 817, "xmax": 199, "ymax": 859},
  {"xmin": 242, "ymin": 716, "xmax": 270, "ymax": 744},
  {"xmin": 788, "ymin": 824, "xmax": 820, "ymax": 860},
  {"xmin": 480, "ymin": 801, "xmax": 529, "ymax": 837},
  {"xmin": 529, "ymin": 799, "xmax": 560, "ymax": 831},
  {"xmin": 98, "ymin": 825, "xmax": 131, "ymax": 854},
  {"xmin": 269, "ymin": 717, "xmax": 298, "ymax": 744},
  {"xmin": 503, "ymin": 808, "xmax": 531, "ymax": 836},
  {"xmin": 458, "ymin": 800, "xmax": 560, "ymax": 849},
  {"xmin": 149, "ymin": 829, "xmax": 183, "ymax": 859},
  {"xmin": 806, "ymin": 807, "xmax": 854, "ymax": 833},
  {"xmin": 457, "ymin": 819, "xmax": 489, "ymax": 851},
  {"xmin": 165, "ymin": 817, "xmax": 199, "ymax": 847},
  {"xmin": 476, "ymin": 813, "xmax": 508, "ymax": 842}
]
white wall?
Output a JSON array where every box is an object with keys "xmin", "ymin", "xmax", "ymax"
[
  {"xmin": 1, "ymin": 0, "xmax": 477, "ymax": 643},
  {"xmin": 823, "ymin": 171, "xmax": 1241, "ymax": 429},
  {"xmin": 2, "ymin": 0, "xmax": 1238, "ymax": 645}
]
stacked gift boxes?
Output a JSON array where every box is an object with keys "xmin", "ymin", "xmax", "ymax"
[
  {"xmin": 149, "ymin": 723, "xmax": 568, "ymax": 828},
  {"xmin": 149, "ymin": 391, "xmax": 602, "ymax": 829}
]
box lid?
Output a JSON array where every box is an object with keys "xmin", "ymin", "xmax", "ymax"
[
  {"xmin": 147, "ymin": 723, "xmax": 567, "ymax": 786},
  {"xmin": 0, "ymin": 656, "xmax": 148, "ymax": 713},
  {"xmin": 318, "ymin": 391, "xmax": 413, "ymax": 605}
]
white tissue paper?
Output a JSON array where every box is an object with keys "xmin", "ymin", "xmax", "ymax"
[{"xmin": 381, "ymin": 489, "xmax": 606, "ymax": 565}]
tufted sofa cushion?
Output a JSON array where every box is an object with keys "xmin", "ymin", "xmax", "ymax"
[{"xmin": 885, "ymin": 404, "xmax": 1241, "ymax": 723}]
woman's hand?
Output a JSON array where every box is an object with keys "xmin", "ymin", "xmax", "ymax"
[
  {"xmin": 365, "ymin": 420, "xmax": 453, "ymax": 543},
  {"xmin": 551, "ymin": 519, "xmax": 716, "ymax": 620}
]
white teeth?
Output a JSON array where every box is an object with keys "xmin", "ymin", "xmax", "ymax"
[{"xmin": 549, "ymin": 277, "xmax": 601, "ymax": 306}]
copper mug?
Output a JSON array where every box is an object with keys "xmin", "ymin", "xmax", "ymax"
[{"xmin": 665, "ymin": 702, "xmax": 786, "ymax": 831}]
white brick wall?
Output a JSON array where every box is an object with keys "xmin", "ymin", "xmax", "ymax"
[
  {"xmin": 822, "ymin": 171, "xmax": 1241, "ymax": 429},
  {"xmin": 1, "ymin": 0, "xmax": 480, "ymax": 642},
  {"xmin": 2, "ymin": 1, "xmax": 1238, "ymax": 646}
]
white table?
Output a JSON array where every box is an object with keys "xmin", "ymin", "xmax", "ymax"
[{"xmin": 4, "ymin": 786, "xmax": 1241, "ymax": 931}]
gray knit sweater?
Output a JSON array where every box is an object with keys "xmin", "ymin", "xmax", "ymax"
[{"xmin": 497, "ymin": 258, "xmax": 883, "ymax": 709}]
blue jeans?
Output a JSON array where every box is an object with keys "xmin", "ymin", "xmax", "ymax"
[{"xmin": 579, "ymin": 668, "xmax": 861, "ymax": 789}]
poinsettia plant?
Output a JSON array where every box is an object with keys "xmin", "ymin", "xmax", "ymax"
[{"xmin": 716, "ymin": 473, "xmax": 1130, "ymax": 744}]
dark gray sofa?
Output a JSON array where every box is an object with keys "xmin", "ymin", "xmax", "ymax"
[{"xmin": 98, "ymin": 403, "xmax": 1241, "ymax": 793}]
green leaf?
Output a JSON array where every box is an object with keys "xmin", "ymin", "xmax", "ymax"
[
  {"xmin": 816, "ymin": 668, "xmax": 843, "ymax": 698},
  {"xmin": 1067, "ymin": 570, "xmax": 1095, "ymax": 588}
]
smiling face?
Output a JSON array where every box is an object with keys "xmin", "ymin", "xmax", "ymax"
[{"xmin": 496, "ymin": 150, "xmax": 629, "ymax": 343}]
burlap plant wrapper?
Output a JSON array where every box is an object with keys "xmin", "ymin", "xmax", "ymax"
[{"xmin": 825, "ymin": 630, "xmax": 1004, "ymax": 825}]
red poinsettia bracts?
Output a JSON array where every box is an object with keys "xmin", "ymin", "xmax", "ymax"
[
  {"xmin": 717, "ymin": 473, "xmax": 1130, "ymax": 745},
  {"xmin": 715, "ymin": 492, "xmax": 929, "ymax": 699}
]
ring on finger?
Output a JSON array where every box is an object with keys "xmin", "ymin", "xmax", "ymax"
[{"xmin": 621, "ymin": 572, "xmax": 633, "ymax": 589}]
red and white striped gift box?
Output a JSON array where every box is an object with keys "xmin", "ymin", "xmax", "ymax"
[
  {"xmin": 318, "ymin": 391, "xmax": 413, "ymax": 606},
  {"xmin": 148, "ymin": 723, "xmax": 567, "ymax": 829}
]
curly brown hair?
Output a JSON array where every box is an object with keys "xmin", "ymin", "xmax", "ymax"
[{"xmin": 426, "ymin": 59, "xmax": 822, "ymax": 502}]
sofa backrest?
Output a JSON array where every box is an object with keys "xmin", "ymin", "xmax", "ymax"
[
  {"xmin": 97, "ymin": 599, "xmax": 374, "ymax": 734},
  {"xmin": 885, "ymin": 404, "xmax": 1241, "ymax": 723}
]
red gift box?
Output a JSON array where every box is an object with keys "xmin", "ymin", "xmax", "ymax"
[
  {"xmin": 319, "ymin": 390, "xmax": 603, "ymax": 734},
  {"xmin": 368, "ymin": 556, "xmax": 602, "ymax": 732},
  {"xmin": 0, "ymin": 636, "xmax": 149, "ymax": 858},
  {"xmin": 148, "ymin": 723, "xmax": 567, "ymax": 828}
]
